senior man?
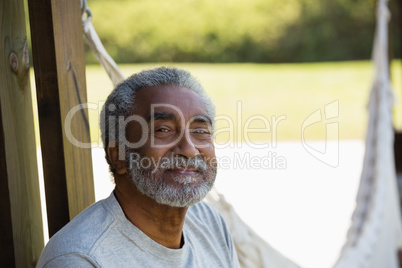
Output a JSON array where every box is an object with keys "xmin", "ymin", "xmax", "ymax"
[{"xmin": 37, "ymin": 67, "xmax": 240, "ymax": 267}]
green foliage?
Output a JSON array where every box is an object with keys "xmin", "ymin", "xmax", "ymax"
[{"xmin": 85, "ymin": 0, "xmax": 379, "ymax": 63}]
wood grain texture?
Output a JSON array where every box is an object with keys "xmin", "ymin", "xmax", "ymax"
[
  {"xmin": 28, "ymin": 0, "xmax": 95, "ymax": 236},
  {"xmin": 0, "ymin": 0, "xmax": 45, "ymax": 266},
  {"xmin": 51, "ymin": 0, "xmax": 95, "ymax": 220},
  {"xmin": 28, "ymin": 0, "xmax": 70, "ymax": 238}
]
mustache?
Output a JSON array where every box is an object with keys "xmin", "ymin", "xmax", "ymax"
[
  {"xmin": 159, "ymin": 156, "xmax": 208, "ymax": 171},
  {"xmin": 126, "ymin": 151, "xmax": 209, "ymax": 173}
]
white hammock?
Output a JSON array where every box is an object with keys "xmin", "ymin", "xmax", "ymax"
[
  {"xmin": 81, "ymin": 0, "xmax": 402, "ymax": 266},
  {"xmin": 332, "ymin": 0, "xmax": 402, "ymax": 267}
]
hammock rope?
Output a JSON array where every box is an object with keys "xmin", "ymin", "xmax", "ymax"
[
  {"xmin": 81, "ymin": 1, "xmax": 124, "ymax": 86},
  {"xmin": 80, "ymin": 0, "xmax": 402, "ymax": 266}
]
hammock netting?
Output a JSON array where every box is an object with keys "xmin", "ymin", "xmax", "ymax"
[{"xmin": 81, "ymin": 0, "xmax": 402, "ymax": 266}]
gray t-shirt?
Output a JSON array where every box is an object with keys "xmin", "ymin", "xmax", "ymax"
[{"xmin": 37, "ymin": 192, "xmax": 240, "ymax": 268}]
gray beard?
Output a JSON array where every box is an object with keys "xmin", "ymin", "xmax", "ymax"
[{"xmin": 126, "ymin": 151, "xmax": 217, "ymax": 207}]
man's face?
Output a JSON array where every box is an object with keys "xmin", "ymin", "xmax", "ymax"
[{"xmin": 124, "ymin": 84, "xmax": 217, "ymax": 207}]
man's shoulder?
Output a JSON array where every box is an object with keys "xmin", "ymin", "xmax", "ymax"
[
  {"xmin": 187, "ymin": 200, "xmax": 222, "ymax": 220},
  {"xmin": 37, "ymin": 194, "xmax": 118, "ymax": 267},
  {"xmin": 185, "ymin": 201, "xmax": 240, "ymax": 267},
  {"xmin": 186, "ymin": 201, "xmax": 229, "ymax": 237}
]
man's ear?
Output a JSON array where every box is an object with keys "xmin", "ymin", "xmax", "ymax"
[{"xmin": 107, "ymin": 141, "xmax": 127, "ymax": 175}]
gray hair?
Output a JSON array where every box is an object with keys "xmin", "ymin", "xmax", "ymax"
[{"xmin": 100, "ymin": 66, "xmax": 215, "ymax": 174}]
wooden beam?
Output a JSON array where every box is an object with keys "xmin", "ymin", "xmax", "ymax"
[
  {"xmin": 28, "ymin": 0, "xmax": 95, "ymax": 237},
  {"xmin": 0, "ymin": 0, "xmax": 44, "ymax": 266},
  {"xmin": 0, "ymin": 101, "xmax": 16, "ymax": 268}
]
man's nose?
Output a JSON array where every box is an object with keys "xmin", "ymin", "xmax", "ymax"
[{"xmin": 172, "ymin": 130, "xmax": 199, "ymax": 158}]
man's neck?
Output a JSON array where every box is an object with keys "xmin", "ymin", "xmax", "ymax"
[{"xmin": 114, "ymin": 177, "xmax": 188, "ymax": 249}]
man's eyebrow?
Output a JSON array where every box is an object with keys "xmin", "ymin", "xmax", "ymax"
[
  {"xmin": 191, "ymin": 115, "xmax": 213, "ymax": 126},
  {"xmin": 147, "ymin": 112, "xmax": 176, "ymax": 123}
]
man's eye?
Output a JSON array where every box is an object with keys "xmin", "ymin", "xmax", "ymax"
[
  {"xmin": 192, "ymin": 129, "xmax": 210, "ymax": 134},
  {"xmin": 156, "ymin": 128, "xmax": 170, "ymax": 133}
]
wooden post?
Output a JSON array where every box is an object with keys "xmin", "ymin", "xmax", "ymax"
[
  {"xmin": 28, "ymin": 0, "xmax": 95, "ymax": 237},
  {"xmin": 0, "ymin": 0, "xmax": 44, "ymax": 266},
  {"xmin": 0, "ymin": 104, "xmax": 16, "ymax": 267}
]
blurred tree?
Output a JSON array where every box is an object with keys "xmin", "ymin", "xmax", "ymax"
[{"xmin": 82, "ymin": 0, "xmax": 383, "ymax": 63}]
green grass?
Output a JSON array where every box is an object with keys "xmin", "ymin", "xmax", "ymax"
[{"xmin": 30, "ymin": 60, "xmax": 402, "ymax": 146}]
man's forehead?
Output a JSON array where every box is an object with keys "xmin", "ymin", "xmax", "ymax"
[{"xmin": 134, "ymin": 85, "xmax": 208, "ymax": 116}]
